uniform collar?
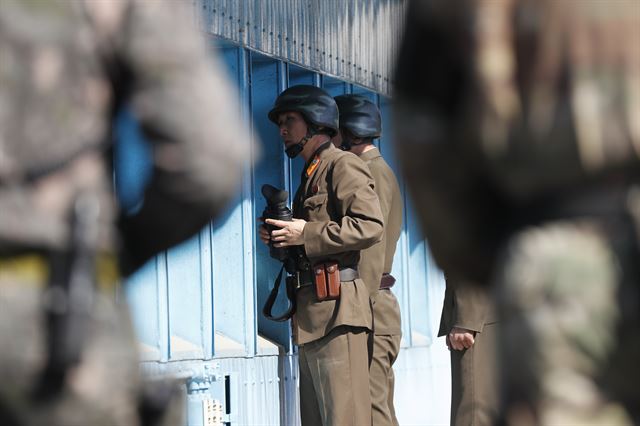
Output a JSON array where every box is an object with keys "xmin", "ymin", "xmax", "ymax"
[
  {"xmin": 358, "ymin": 146, "xmax": 381, "ymax": 162},
  {"xmin": 302, "ymin": 141, "xmax": 332, "ymax": 179},
  {"xmin": 304, "ymin": 141, "xmax": 333, "ymax": 166}
]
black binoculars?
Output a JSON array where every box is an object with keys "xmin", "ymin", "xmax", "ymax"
[{"xmin": 261, "ymin": 184, "xmax": 293, "ymax": 262}]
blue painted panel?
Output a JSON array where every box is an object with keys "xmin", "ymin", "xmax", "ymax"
[
  {"xmin": 167, "ymin": 234, "xmax": 207, "ymax": 360},
  {"xmin": 388, "ymin": 83, "xmax": 429, "ymax": 343},
  {"xmin": 321, "ymin": 75, "xmax": 349, "ymax": 97},
  {"xmin": 113, "ymin": 108, "xmax": 152, "ymax": 214},
  {"xmin": 211, "ymin": 46, "xmax": 257, "ymax": 355},
  {"xmin": 251, "ymin": 54, "xmax": 294, "ymax": 349},
  {"xmin": 377, "ymin": 98, "xmax": 414, "ymax": 346},
  {"xmin": 237, "ymin": 48, "xmax": 259, "ymax": 357},
  {"xmin": 406, "ymin": 198, "xmax": 430, "ymax": 344},
  {"xmin": 114, "ymin": 107, "xmax": 168, "ymax": 360},
  {"xmin": 287, "ymin": 65, "xmax": 319, "ymax": 195},
  {"xmin": 351, "ymin": 84, "xmax": 377, "ymax": 102},
  {"xmin": 124, "ymin": 259, "xmax": 162, "ymax": 361}
]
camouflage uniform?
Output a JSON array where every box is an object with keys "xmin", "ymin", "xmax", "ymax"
[
  {"xmin": 0, "ymin": 0, "xmax": 249, "ymax": 424},
  {"xmin": 394, "ymin": 0, "xmax": 640, "ymax": 423}
]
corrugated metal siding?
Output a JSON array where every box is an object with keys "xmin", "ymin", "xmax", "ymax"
[{"xmin": 194, "ymin": 0, "xmax": 407, "ymax": 96}]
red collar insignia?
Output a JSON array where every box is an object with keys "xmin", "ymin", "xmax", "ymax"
[{"xmin": 306, "ymin": 156, "xmax": 321, "ymax": 178}]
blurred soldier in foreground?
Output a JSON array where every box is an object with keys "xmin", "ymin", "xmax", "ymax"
[
  {"xmin": 259, "ymin": 85, "xmax": 383, "ymax": 425},
  {"xmin": 0, "ymin": 0, "xmax": 249, "ymax": 425},
  {"xmin": 394, "ymin": 0, "xmax": 640, "ymax": 424},
  {"xmin": 333, "ymin": 94, "xmax": 403, "ymax": 426}
]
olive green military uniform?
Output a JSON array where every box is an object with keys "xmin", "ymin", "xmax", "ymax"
[
  {"xmin": 0, "ymin": 0, "xmax": 249, "ymax": 424},
  {"xmin": 357, "ymin": 147, "xmax": 403, "ymax": 426},
  {"xmin": 293, "ymin": 143, "xmax": 384, "ymax": 426},
  {"xmin": 394, "ymin": 0, "xmax": 640, "ymax": 424},
  {"xmin": 438, "ymin": 280, "xmax": 498, "ymax": 426}
]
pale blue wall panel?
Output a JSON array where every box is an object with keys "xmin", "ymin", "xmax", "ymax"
[
  {"xmin": 251, "ymin": 54, "xmax": 294, "ymax": 349},
  {"xmin": 211, "ymin": 194, "xmax": 250, "ymax": 352},
  {"xmin": 321, "ymin": 75, "xmax": 350, "ymax": 97},
  {"xmin": 167, "ymin": 234, "xmax": 208, "ymax": 360},
  {"xmin": 378, "ymin": 98, "xmax": 414, "ymax": 346},
  {"xmin": 124, "ymin": 258, "xmax": 163, "ymax": 361},
  {"xmin": 211, "ymin": 45, "xmax": 258, "ymax": 356},
  {"xmin": 406, "ymin": 200, "xmax": 431, "ymax": 345},
  {"xmin": 394, "ymin": 346, "xmax": 450, "ymax": 426},
  {"xmin": 115, "ymin": 109, "xmax": 169, "ymax": 361},
  {"xmin": 113, "ymin": 109, "xmax": 152, "ymax": 214},
  {"xmin": 287, "ymin": 65, "xmax": 318, "ymax": 190}
]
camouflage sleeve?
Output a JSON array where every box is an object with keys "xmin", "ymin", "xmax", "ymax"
[
  {"xmin": 112, "ymin": 0, "xmax": 253, "ymax": 273},
  {"xmin": 303, "ymin": 154, "xmax": 384, "ymax": 257}
]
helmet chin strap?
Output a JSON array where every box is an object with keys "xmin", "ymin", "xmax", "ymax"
[
  {"xmin": 339, "ymin": 133, "xmax": 360, "ymax": 151},
  {"xmin": 285, "ymin": 128, "xmax": 316, "ymax": 158}
]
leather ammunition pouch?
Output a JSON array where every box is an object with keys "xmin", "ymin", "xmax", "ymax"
[{"xmin": 312, "ymin": 262, "xmax": 340, "ymax": 301}]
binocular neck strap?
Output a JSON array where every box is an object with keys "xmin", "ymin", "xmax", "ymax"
[
  {"xmin": 285, "ymin": 128, "xmax": 317, "ymax": 158},
  {"xmin": 263, "ymin": 265, "xmax": 296, "ymax": 322}
]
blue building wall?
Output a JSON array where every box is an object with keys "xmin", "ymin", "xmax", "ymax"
[{"xmin": 116, "ymin": 38, "xmax": 450, "ymax": 426}]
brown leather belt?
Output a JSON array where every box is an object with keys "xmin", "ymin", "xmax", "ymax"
[
  {"xmin": 296, "ymin": 267, "xmax": 359, "ymax": 288},
  {"xmin": 380, "ymin": 273, "xmax": 396, "ymax": 289}
]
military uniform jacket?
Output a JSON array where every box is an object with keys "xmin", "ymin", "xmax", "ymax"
[
  {"xmin": 359, "ymin": 147, "xmax": 403, "ymax": 336},
  {"xmin": 293, "ymin": 143, "xmax": 384, "ymax": 345},
  {"xmin": 438, "ymin": 279, "xmax": 497, "ymax": 337}
]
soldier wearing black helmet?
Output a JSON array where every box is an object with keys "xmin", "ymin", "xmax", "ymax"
[
  {"xmin": 259, "ymin": 85, "xmax": 384, "ymax": 426},
  {"xmin": 333, "ymin": 94, "xmax": 403, "ymax": 426}
]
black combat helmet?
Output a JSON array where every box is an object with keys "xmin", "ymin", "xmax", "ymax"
[
  {"xmin": 334, "ymin": 94, "xmax": 382, "ymax": 139},
  {"xmin": 268, "ymin": 85, "xmax": 339, "ymax": 135},
  {"xmin": 269, "ymin": 85, "xmax": 338, "ymax": 158},
  {"xmin": 268, "ymin": 85, "xmax": 339, "ymax": 157}
]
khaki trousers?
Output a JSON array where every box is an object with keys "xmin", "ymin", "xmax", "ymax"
[
  {"xmin": 298, "ymin": 326, "xmax": 372, "ymax": 426},
  {"xmin": 369, "ymin": 334, "xmax": 401, "ymax": 426},
  {"xmin": 450, "ymin": 322, "xmax": 498, "ymax": 426}
]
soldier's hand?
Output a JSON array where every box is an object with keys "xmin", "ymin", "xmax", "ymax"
[
  {"xmin": 266, "ymin": 218, "xmax": 306, "ymax": 247},
  {"xmin": 257, "ymin": 221, "xmax": 271, "ymax": 246},
  {"xmin": 448, "ymin": 327, "xmax": 475, "ymax": 351}
]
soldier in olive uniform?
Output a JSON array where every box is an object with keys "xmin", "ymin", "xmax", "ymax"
[
  {"xmin": 0, "ymin": 0, "xmax": 249, "ymax": 425},
  {"xmin": 394, "ymin": 0, "xmax": 640, "ymax": 424},
  {"xmin": 333, "ymin": 94, "xmax": 403, "ymax": 426},
  {"xmin": 438, "ymin": 279, "xmax": 498, "ymax": 426},
  {"xmin": 259, "ymin": 85, "xmax": 384, "ymax": 426}
]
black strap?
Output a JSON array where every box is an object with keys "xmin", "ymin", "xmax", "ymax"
[
  {"xmin": 262, "ymin": 265, "xmax": 296, "ymax": 322},
  {"xmin": 32, "ymin": 192, "xmax": 98, "ymax": 401}
]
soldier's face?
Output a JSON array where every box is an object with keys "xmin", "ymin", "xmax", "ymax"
[{"xmin": 277, "ymin": 111, "xmax": 308, "ymax": 149}]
